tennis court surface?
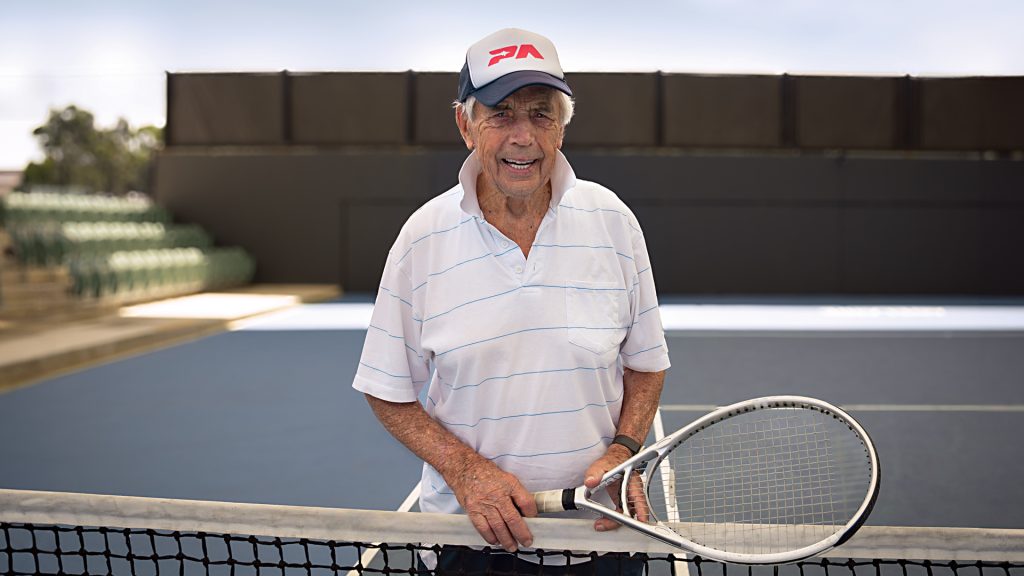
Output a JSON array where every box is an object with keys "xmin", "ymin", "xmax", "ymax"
[{"xmin": 2, "ymin": 299, "xmax": 1023, "ymax": 574}]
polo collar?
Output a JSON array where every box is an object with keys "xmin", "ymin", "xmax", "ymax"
[{"xmin": 458, "ymin": 150, "xmax": 577, "ymax": 218}]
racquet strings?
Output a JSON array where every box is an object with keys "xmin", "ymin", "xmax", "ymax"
[{"xmin": 637, "ymin": 406, "xmax": 874, "ymax": 555}]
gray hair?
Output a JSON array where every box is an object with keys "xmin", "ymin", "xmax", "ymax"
[{"xmin": 454, "ymin": 91, "xmax": 575, "ymax": 127}]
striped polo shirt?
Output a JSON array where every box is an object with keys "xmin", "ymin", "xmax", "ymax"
[{"xmin": 353, "ymin": 150, "xmax": 670, "ymax": 516}]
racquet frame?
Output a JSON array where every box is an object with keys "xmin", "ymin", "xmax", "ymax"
[{"xmin": 534, "ymin": 395, "xmax": 880, "ymax": 564}]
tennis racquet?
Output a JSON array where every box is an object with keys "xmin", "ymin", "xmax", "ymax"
[{"xmin": 533, "ymin": 396, "xmax": 880, "ymax": 564}]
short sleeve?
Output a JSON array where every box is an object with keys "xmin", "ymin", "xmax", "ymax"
[
  {"xmin": 620, "ymin": 223, "xmax": 671, "ymax": 373},
  {"xmin": 352, "ymin": 249, "xmax": 431, "ymax": 402}
]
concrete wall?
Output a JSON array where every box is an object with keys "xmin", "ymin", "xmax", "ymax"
[
  {"xmin": 155, "ymin": 149, "xmax": 1024, "ymax": 295},
  {"xmin": 157, "ymin": 72, "xmax": 1024, "ymax": 295}
]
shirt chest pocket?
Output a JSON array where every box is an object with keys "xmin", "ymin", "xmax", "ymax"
[{"xmin": 565, "ymin": 281, "xmax": 629, "ymax": 355}]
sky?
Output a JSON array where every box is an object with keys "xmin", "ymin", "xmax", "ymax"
[{"xmin": 2, "ymin": 0, "xmax": 1023, "ymax": 170}]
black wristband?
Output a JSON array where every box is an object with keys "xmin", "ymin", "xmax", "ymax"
[{"xmin": 611, "ymin": 434, "xmax": 641, "ymax": 456}]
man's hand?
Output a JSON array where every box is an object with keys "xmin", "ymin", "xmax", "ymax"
[
  {"xmin": 583, "ymin": 444, "xmax": 650, "ymax": 531},
  {"xmin": 582, "ymin": 368, "xmax": 664, "ymax": 532},
  {"xmin": 364, "ymin": 396, "xmax": 537, "ymax": 551},
  {"xmin": 447, "ymin": 458, "xmax": 538, "ymax": 552}
]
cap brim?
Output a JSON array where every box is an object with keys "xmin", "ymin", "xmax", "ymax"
[{"xmin": 470, "ymin": 70, "xmax": 572, "ymax": 107}]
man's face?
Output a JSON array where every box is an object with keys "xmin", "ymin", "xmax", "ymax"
[{"xmin": 456, "ymin": 86, "xmax": 565, "ymax": 201}]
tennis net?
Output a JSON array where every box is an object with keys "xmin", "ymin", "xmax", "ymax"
[{"xmin": 2, "ymin": 489, "xmax": 1022, "ymax": 576}]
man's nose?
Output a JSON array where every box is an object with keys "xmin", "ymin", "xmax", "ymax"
[{"xmin": 508, "ymin": 115, "xmax": 535, "ymax": 146}]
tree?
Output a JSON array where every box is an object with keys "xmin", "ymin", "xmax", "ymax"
[{"xmin": 22, "ymin": 106, "xmax": 163, "ymax": 195}]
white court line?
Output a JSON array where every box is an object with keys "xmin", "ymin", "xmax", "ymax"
[
  {"xmin": 658, "ymin": 304, "xmax": 1024, "ymax": 332},
  {"xmin": 652, "ymin": 408, "xmax": 666, "ymax": 441},
  {"xmin": 231, "ymin": 303, "xmax": 375, "ymax": 331},
  {"xmin": 397, "ymin": 482, "xmax": 422, "ymax": 512},
  {"xmin": 843, "ymin": 404, "xmax": 1024, "ymax": 412},
  {"xmin": 652, "ymin": 408, "xmax": 673, "ymax": 513},
  {"xmin": 233, "ymin": 302, "xmax": 1024, "ymax": 332},
  {"xmin": 659, "ymin": 404, "xmax": 1024, "ymax": 412},
  {"xmin": 651, "ymin": 410, "xmax": 688, "ymax": 573}
]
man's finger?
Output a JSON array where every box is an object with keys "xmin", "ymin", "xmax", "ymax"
[
  {"xmin": 631, "ymin": 494, "xmax": 650, "ymax": 523},
  {"xmin": 608, "ymin": 478, "xmax": 623, "ymax": 507},
  {"xmin": 511, "ymin": 487, "xmax": 538, "ymax": 518},
  {"xmin": 483, "ymin": 509, "xmax": 519, "ymax": 552},
  {"xmin": 583, "ymin": 455, "xmax": 615, "ymax": 489},
  {"xmin": 499, "ymin": 502, "xmax": 534, "ymax": 548},
  {"xmin": 468, "ymin": 511, "xmax": 498, "ymax": 546},
  {"xmin": 594, "ymin": 516, "xmax": 622, "ymax": 532},
  {"xmin": 626, "ymin": 473, "xmax": 650, "ymax": 523}
]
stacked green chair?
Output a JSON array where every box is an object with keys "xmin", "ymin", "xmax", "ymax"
[
  {"xmin": 68, "ymin": 247, "xmax": 256, "ymax": 300},
  {"xmin": 203, "ymin": 248, "xmax": 257, "ymax": 290},
  {"xmin": 7, "ymin": 222, "xmax": 214, "ymax": 267},
  {"xmin": 0, "ymin": 192, "xmax": 170, "ymax": 226},
  {"xmin": 2, "ymin": 192, "xmax": 257, "ymax": 304}
]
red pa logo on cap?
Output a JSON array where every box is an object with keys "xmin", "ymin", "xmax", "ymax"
[{"xmin": 488, "ymin": 44, "xmax": 544, "ymax": 66}]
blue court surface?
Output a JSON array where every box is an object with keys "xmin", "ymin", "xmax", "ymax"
[{"xmin": 1, "ymin": 300, "xmax": 1022, "ymax": 529}]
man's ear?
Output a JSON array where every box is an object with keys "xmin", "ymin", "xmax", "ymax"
[{"xmin": 455, "ymin": 107, "xmax": 474, "ymax": 150}]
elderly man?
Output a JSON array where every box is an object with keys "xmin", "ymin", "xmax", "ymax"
[{"xmin": 353, "ymin": 28, "xmax": 669, "ymax": 574}]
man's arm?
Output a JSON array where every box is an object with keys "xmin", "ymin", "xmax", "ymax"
[
  {"xmin": 364, "ymin": 395, "xmax": 537, "ymax": 552},
  {"xmin": 583, "ymin": 367, "xmax": 665, "ymax": 531}
]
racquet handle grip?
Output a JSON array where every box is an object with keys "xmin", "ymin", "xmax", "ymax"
[{"xmin": 534, "ymin": 488, "xmax": 577, "ymax": 514}]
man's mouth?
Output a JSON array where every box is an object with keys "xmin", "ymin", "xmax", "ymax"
[{"xmin": 502, "ymin": 159, "xmax": 537, "ymax": 171}]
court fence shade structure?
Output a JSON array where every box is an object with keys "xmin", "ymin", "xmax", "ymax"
[{"xmin": 2, "ymin": 489, "xmax": 1022, "ymax": 576}]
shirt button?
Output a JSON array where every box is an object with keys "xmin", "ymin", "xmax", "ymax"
[
  {"xmin": 500, "ymin": 240, "xmax": 510, "ymax": 248},
  {"xmin": 514, "ymin": 265, "xmax": 523, "ymax": 274}
]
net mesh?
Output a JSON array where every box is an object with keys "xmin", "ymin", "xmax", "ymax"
[{"xmin": 2, "ymin": 490, "xmax": 1021, "ymax": 576}]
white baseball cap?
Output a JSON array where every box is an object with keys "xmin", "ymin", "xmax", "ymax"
[{"xmin": 457, "ymin": 28, "xmax": 572, "ymax": 106}]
